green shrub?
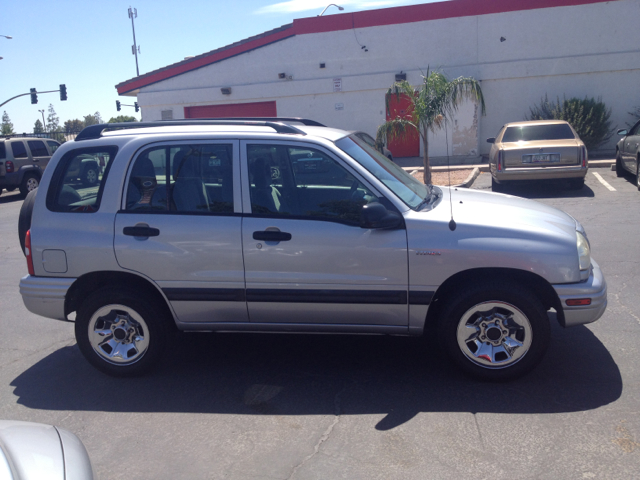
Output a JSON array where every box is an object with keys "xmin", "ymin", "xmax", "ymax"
[{"xmin": 527, "ymin": 95, "xmax": 613, "ymax": 150}]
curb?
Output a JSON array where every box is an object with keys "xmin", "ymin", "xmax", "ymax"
[{"xmin": 453, "ymin": 167, "xmax": 480, "ymax": 188}]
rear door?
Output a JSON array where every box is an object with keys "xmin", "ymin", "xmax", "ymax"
[
  {"xmin": 240, "ymin": 140, "xmax": 409, "ymax": 328},
  {"xmin": 114, "ymin": 140, "xmax": 248, "ymax": 325},
  {"xmin": 27, "ymin": 140, "xmax": 51, "ymax": 171}
]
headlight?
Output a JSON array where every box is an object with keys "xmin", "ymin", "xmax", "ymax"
[{"xmin": 576, "ymin": 231, "xmax": 591, "ymax": 271}]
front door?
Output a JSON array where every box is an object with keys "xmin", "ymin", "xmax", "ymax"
[
  {"xmin": 240, "ymin": 141, "xmax": 409, "ymax": 327},
  {"xmin": 385, "ymin": 93, "xmax": 420, "ymax": 158},
  {"xmin": 114, "ymin": 140, "xmax": 248, "ymax": 324}
]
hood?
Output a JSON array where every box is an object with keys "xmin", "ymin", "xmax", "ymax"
[{"xmin": 444, "ymin": 187, "xmax": 578, "ymax": 239}]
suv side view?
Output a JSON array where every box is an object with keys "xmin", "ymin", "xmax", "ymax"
[
  {"xmin": 19, "ymin": 119, "xmax": 607, "ymax": 381},
  {"xmin": 0, "ymin": 137, "xmax": 60, "ymax": 197}
]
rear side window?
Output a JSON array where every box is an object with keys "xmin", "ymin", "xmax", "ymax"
[
  {"xmin": 27, "ymin": 140, "xmax": 48, "ymax": 157},
  {"xmin": 11, "ymin": 141, "xmax": 27, "ymax": 158},
  {"xmin": 125, "ymin": 143, "xmax": 234, "ymax": 213},
  {"xmin": 502, "ymin": 124, "xmax": 575, "ymax": 142},
  {"xmin": 47, "ymin": 146, "xmax": 118, "ymax": 213}
]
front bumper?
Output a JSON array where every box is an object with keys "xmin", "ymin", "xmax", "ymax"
[
  {"xmin": 553, "ymin": 259, "xmax": 607, "ymax": 328},
  {"xmin": 19, "ymin": 275, "xmax": 75, "ymax": 321}
]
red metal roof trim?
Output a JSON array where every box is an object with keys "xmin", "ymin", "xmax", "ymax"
[{"xmin": 116, "ymin": 0, "xmax": 613, "ymax": 95}]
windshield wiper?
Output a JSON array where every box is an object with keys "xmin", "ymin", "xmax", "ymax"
[{"xmin": 415, "ymin": 184, "xmax": 440, "ymax": 211}]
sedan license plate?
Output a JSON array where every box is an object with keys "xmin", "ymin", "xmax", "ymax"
[{"xmin": 522, "ymin": 153, "xmax": 560, "ymax": 163}]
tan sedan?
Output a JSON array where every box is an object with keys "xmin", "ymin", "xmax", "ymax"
[{"xmin": 488, "ymin": 120, "xmax": 588, "ymax": 191}]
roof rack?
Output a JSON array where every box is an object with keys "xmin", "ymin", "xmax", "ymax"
[
  {"xmin": 74, "ymin": 119, "xmax": 309, "ymax": 142},
  {"xmin": 190, "ymin": 117, "xmax": 326, "ymax": 127}
]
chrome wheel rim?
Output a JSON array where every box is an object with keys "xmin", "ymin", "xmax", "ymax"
[
  {"xmin": 26, "ymin": 177, "xmax": 38, "ymax": 192},
  {"xmin": 456, "ymin": 301, "xmax": 532, "ymax": 369},
  {"xmin": 86, "ymin": 169, "xmax": 97, "ymax": 184},
  {"xmin": 87, "ymin": 304, "xmax": 150, "ymax": 365}
]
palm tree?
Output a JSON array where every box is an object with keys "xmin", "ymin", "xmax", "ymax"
[{"xmin": 376, "ymin": 70, "xmax": 486, "ymax": 184}]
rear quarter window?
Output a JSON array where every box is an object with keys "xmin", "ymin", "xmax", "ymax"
[
  {"xmin": 0, "ymin": 143, "xmax": 5, "ymax": 160},
  {"xmin": 46, "ymin": 146, "xmax": 118, "ymax": 213}
]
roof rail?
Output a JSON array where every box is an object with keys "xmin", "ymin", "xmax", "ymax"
[
  {"xmin": 187, "ymin": 117, "xmax": 326, "ymax": 127},
  {"xmin": 74, "ymin": 120, "xmax": 308, "ymax": 141}
]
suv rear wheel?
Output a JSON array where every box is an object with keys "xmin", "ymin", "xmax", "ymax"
[
  {"xmin": 75, "ymin": 287, "xmax": 168, "ymax": 377},
  {"xmin": 19, "ymin": 173, "xmax": 39, "ymax": 198},
  {"xmin": 437, "ymin": 282, "xmax": 550, "ymax": 381}
]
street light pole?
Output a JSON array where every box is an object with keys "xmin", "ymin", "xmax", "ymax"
[
  {"xmin": 128, "ymin": 7, "xmax": 140, "ymax": 76},
  {"xmin": 0, "ymin": 34, "xmax": 11, "ymax": 60},
  {"xmin": 38, "ymin": 109, "xmax": 46, "ymax": 131},
  {"xmin": 318, "ymin": 4, "xmax": 344, "ymax": 16}
]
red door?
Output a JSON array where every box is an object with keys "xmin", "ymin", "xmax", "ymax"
[
  {"xmin": 184, "ymin": 101, "xmax": 277, "ymax": 118},
  {"xmin": 385, "ymin": 94, "xmax": 420, "ymax": 158}
]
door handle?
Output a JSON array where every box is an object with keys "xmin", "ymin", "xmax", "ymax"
[
  {"xmin": 253, "ymin": 230, "xmax": 292, "ymax": 242},
  {"xmin": 123, "ymin": 226, "xmax": 160, "ymax": 237}
]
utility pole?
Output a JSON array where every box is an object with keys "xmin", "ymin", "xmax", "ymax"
[{"xmin": 128, "ymin": 7, "xmax": 140, "ymax": 76}]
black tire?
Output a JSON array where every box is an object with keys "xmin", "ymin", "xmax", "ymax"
[
  {"xmin": 18, "ymin": 189, "xmax": 37, "ymax": 255},
  {"xmin": 82, "ymin": 165, "xmax": 99, "ymax": 187},
  {"xmin": 491, "ymin": 177, "xmax": 504, "ymax": 192},
  {"xmin": 615, "ymin": 151, "xmax": 625, "ymax": 177},
  {"xmin": 19, "ymin": 173, "xmax": 39, "ymax": 198},
  {"xmin": 75, "ymin": 287, "xmax": 169, "ymax": 377},
  {"xmin": 568, "ymin": 178, "xmax": 584, "ymax": 190},
  {"xmin": 5, "ymin": 187, "xmax": 16, "ymax": 192},
  {"xmin": 437, "ymin": 282, "xmax": 550, "ymax": 381}
]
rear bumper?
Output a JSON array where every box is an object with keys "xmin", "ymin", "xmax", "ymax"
[
  {"xmin": 493, "ymin": 165, "xmax": 586, "ymax": 182},
  {"xmin": 19, "ymin": 275, "xmax": 75, "ymax": 321},
  {"xmin": 0, "ymin": 172, "xmax": 20, "ymax": 188},
  {"xmin": 553, "ymin": 259, "xmax": 607, "ymax": 328}
]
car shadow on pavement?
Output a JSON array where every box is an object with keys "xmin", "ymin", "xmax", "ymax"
[
  {"xmin": 11, "ymin": 318, "xmax": 621, "ymax": 431},
  {"xmin": 0, "ymin": 193, "xmax": 23, "ymax": 204},
  {"xmin": 499, "ymin": 182, "xmax": 595, "ymax": 200}
]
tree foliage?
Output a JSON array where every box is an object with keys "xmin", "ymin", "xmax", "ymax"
[
  {"xmin": 108, "ymin": 115, "xmax": 138, "ymax": 123},
  {"xmin": 376, "ymin": 69, "xmax": 485, "ymax": 184},
  {"xmin": 83, "ymin": 112, "xmax": 103, "ymax": 127},
  {"xmin": 46, "ymin": 104, "xmax": 60, "ymax": 133},
  {"xmin": 33, "ymin": 119, "xmax": 44, "ymax": 134},
  {"xmin": 2, "ymin": 111, "xmax": 15, "ymax": 135},
  {"xmin": 526, "ymin": 95, "xmax": 614, "ymax": 150},
  {"xmin": 64, "ymin": 119, "xmax": 84, "ymax": 132}
]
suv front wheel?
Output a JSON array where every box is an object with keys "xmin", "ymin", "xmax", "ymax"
[
  {"xmin": 437, "ymin": 282, "xmax": 550, "ymax": 381},
  {"xmin": 75, "ymin": 287, "xmax": 168, "ymax": 377}
]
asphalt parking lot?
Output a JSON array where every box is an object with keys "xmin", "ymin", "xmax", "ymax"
[{"xmin": 0, "ymin": 167, "xmax": 639, "ymax": 479}]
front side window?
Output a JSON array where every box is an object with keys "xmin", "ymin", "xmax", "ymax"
[
  {"xmin": 247, "ymin": 144, "xmax": 378, "ymax": 224},
  {"xmin": 125, "ymin": 144, "xmax": 234, "ymax": 214},
  {"xmin": 47, "ymin": 146, "xmax": 117, "ymax": 212},
  {"xmin": 47, "ymin": 141, "xmax": 60, "ymax": 153},
  {"xmin": 27, "ymin": 140, "xmax": 48, "ymax": 157},
  {"xmin": 11, "ymin": 141, "xmax": 27, "ymax": 158}
]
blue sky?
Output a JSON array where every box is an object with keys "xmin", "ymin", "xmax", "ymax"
[{"xmin": 1, "ymin": 0, "xmax": 438, "ymax": 133}]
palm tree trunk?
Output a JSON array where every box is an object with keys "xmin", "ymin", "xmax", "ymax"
[{"xmin": 422, "ymin": 126, "xmax": 431, "ymax": 184}]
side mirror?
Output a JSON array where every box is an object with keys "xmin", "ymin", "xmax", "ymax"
[
  {"xmin": 617, "ymin": 129, "xmax": 628, "ymax": 136},
  {"xmin": 360, "ymin": 203, "xmax": 403, "ymax": 230},
  {"xmin": 486, "ymin": 137, "xmax": 496, "ymax": 144}
]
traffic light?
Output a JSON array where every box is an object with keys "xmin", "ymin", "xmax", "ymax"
[
  {"xmin": 134, "ymin": 101, "xmax": 139, "ymax": 112},
  {"xmin": 59, "ymin": 84, "xmax": 67, "ymax": 101},
  {"xmin": 30, "ymin": 88, "xmax": 37, "ymax": 104},
  {"xmin": 116, "ymin": 100, "xmax": 121, "ymax": 112}
]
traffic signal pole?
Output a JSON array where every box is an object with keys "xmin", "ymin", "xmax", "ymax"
[{"xmin": 0, "ymin": 85, "xmax": 67, "ymax": 108}]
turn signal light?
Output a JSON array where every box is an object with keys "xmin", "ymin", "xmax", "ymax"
[
  {"xmin": 6, "ymin": 161, "xmax": 14, "ymax": 173},
  {"xmin": 497, "ymin": 150, "xmax": 504, "ymax": 172},
  {"xmin": 566, "ymin": 298, "xmax": 591, "ymax": 306},
  {"xmin": 25, "ymin": 230, "xmax": 35, "ymax": 276}
]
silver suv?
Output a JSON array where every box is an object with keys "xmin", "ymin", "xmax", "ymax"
[
  {"xmin": 0, "ymin": 137, "xmax": 60, "ymax": 197},
  {"xmin": 19, "ymin": 119, "xmax": 607, "ymax": 380}
]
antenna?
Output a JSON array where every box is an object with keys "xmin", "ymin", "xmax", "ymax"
[
  {"xmin": 445, "ymin": 118, "xmax": 457, "ymax": 231},
  {"xmin": 128, "ymin": 6, "xmax": 140, "ymax": 76}
]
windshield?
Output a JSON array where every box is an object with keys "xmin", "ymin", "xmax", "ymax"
[{"xmin": 336, "ymin": 134, "xmax": 431, "ymax": 210}]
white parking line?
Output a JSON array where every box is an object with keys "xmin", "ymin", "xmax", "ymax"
[{"xmin": 592, "ymin": 172, "xmax": 616, "ymax": 191}]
